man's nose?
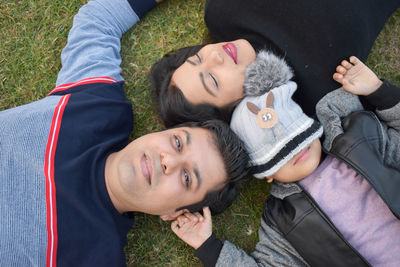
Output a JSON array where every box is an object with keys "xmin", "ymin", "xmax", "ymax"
[{"xmin": 160, "ymin": 152, "xmax": 183, "ymax": 175}]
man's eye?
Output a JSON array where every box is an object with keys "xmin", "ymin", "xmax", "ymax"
[
  {"xmin": 184, "ymin": 170, "xmax": 190, "ymax": 188},
  {"xmin": 195, "ymin": 53, "xmax": 202, "ymax": 63},
  {"xmin": 174, "ymin": 135, "xmax": 182, "ymax": 151}
]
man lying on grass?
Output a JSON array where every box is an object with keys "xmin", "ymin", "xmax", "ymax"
[{"xmin": 0, "ymin": 0, "xmax": 249, "ymax": 266}]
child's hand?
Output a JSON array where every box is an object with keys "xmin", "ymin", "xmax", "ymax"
[
  {"xmin": 333, "ymin": 56, "xmax": 382, "ymax": 96},
  {"xmin": 171, "ymin": 207, "xmax": 212, "ymax": 249}
]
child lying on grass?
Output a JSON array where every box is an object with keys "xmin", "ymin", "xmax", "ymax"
[{"xmin": 171, "ymin": 56, "xmax": 400, "ymax": 267}]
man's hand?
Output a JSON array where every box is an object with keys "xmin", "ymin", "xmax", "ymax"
[{"xmin": 171, "ymin": 207, "xmax": 212, "ymax": 249}]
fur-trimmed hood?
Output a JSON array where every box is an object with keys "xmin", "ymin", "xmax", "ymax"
[{"xmin": 244, "ymin": 50, "xmax": 293, "ymax": 96}]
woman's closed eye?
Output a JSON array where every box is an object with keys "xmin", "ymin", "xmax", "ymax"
[
  {"xmin": 197, "ymin": 54, "xmax": 218, "ymax": 88},
  {"xmin": 195, "ymin": 53, "xmax": 202, "ymax": 63},
  {"xmin": 209, "ymin": 73, "xmax": 218, "ymax": 88},
  {"xmin": 191, "ymin": 53, "xmax": 219, "ymax": 95},
  {"xmin": 185, "ymin": 54, "xmax": 201, "ymax": 66}
]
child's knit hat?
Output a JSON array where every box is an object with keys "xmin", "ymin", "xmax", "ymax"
[{"xmin": 230, "ymin": 81, "xmax": 323, "ymax": 178}]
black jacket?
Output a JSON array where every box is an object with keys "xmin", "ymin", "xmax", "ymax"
[
  {"xmin": 195, "ymin": 80, "xmax": 400, "ymax": 267},
  {"xmin": 266, "ymin": 110, "xmax": 400, "ymax": 267}
]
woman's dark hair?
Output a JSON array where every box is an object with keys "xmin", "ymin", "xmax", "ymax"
[
  {"xmin": 150, "ymin": 45, "xmax": 239, "ymax": 128},
  {"xmin": 174, "ymin": 120, "xmax": 250, "ymax": 215}
]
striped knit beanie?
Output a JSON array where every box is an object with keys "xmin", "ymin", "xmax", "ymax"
[{"xmin": 230, "ymin": 81, "xmax": 323, "ymax": 178}]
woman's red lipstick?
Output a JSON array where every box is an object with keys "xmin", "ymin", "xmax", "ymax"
[{"xmin": 222, "ymin": 43, "xmax": 237, "ymax": 64}]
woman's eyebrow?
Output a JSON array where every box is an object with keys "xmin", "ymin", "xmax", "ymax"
[
  {"xmin": 186, "ymin": 58, "xmax": 197, "ymax": 65},
  {"xmin": 200, "ymin": 72, "xmax": 216, "ymax": 97}
]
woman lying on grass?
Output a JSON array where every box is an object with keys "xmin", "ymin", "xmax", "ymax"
[{"xmin": 150, "ymin": 0, "xmax": 399, "ymax": 127}]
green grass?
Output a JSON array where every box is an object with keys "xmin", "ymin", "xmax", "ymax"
[{"xmin": 1, "ymin": 0, "xmax": 399, "ymax": 266}]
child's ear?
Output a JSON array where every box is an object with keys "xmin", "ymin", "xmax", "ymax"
[{"xmin": 266, "ymin": 177, "xmax": 274, "ymax": 183}]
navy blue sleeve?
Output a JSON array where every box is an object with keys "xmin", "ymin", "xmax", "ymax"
[{"xmin": 127, "ymin": 0, "xmax": 157, "ymax": 19}]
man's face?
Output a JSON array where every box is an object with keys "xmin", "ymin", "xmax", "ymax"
[
  {"xmin": 171, "ymin": 39, "xmax": 256, "ymax": 107},
  {"xmin": 114, "ymin": 127, "xmax": 227, "ymax": 217}
]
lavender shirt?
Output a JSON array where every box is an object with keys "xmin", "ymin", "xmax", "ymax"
[{"xmin": 299, "ymin": 156, "xmax": 400, "ymax": 267}]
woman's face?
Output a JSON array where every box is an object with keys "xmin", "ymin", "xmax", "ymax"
[{"xmin": 171, "ymin": 39, "xmax": 256, "ymax": 107}]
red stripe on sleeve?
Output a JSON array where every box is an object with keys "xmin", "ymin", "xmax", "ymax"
[
  {"xmin": 44, "ymin": 94, "xmax": 71, "ymax": 267},
  {"xmin": 48, "ymin": 76, "xmax": 118, "ymax": 95}
]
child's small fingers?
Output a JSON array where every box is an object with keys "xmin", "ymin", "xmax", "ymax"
[
  {"xmin": 333, "ymin": 73, "xmax": 343, "ymax": 81},
  {"xmin": 193, "ymin": 212, "xmax": 204, "ymax": 222},
  {"xmin": 203, "ymin": 207, "xmax": 212, "ymax": 221},
  {"xmin": 171, "ymin": 220, "xmax": 180, "ymax": 231},
  {"xmin": 341, "ymin": 79, "xmax": 350, "ymax": 89},
  {"xmin": 349, "ymin": 56, "xmax": 359, "ymax": 64},
  {"xmin": 177, "ymin": 215, "xmax": 188, "ymax": 225},
  {"xmin": 341, "ymin": 60, "xmax": 352, "ymax": 70},
  {"xmin": 336, "ymin": 65, "xmax": 346, "ymax": 74},
  {"xmin": 184, "ymin": 212, "xmax": 198, "ymax": 222}
]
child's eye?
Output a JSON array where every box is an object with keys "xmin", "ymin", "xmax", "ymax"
[{"xmin": 174, "ymin": 135, "xmax": 182, "ymax": 151}]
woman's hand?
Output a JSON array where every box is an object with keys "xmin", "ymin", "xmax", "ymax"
[{"xmin": 171, "ymin": 207, "xmax": 213, "ymax": 249}]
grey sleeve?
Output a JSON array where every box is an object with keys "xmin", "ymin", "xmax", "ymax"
[
  {"xmin": 56, "ymin": 0, "xmax": 140, "ymax": 86},
  {"xmin": 368, "ymin": 81, "xmax": 400, "ymax": 169},
  {"xmin": 316, "ymin": 88, "xmax": 364, "ymax": 150},
  {"xmin": 317, "ymin": 82, "xmax": 400, "ymax": 169},
  {"xmin": 377, "ymin": 103, "xmax": 400, "ymax": 169},
  {"xmin": 216, "ymin": 218, "xmax": 308, "ymax": 267}
]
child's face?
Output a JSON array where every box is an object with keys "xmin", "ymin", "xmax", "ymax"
[{"xmin": 268, "ymin": 139, "xmax": 322, "ymax": 183}]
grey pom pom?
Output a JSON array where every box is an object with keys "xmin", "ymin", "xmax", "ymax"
[{"xmin": 244, "ymin": 51, "xmax": 293, "ymax": 96}]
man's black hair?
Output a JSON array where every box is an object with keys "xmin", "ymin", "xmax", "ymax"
[
  {"xmin": 150, "ymin": 45, "xmax": 238, "ymax": 128},
  {"xmin": 174, "ymin": 120, "xmax": 250, "ymax": 215}
]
